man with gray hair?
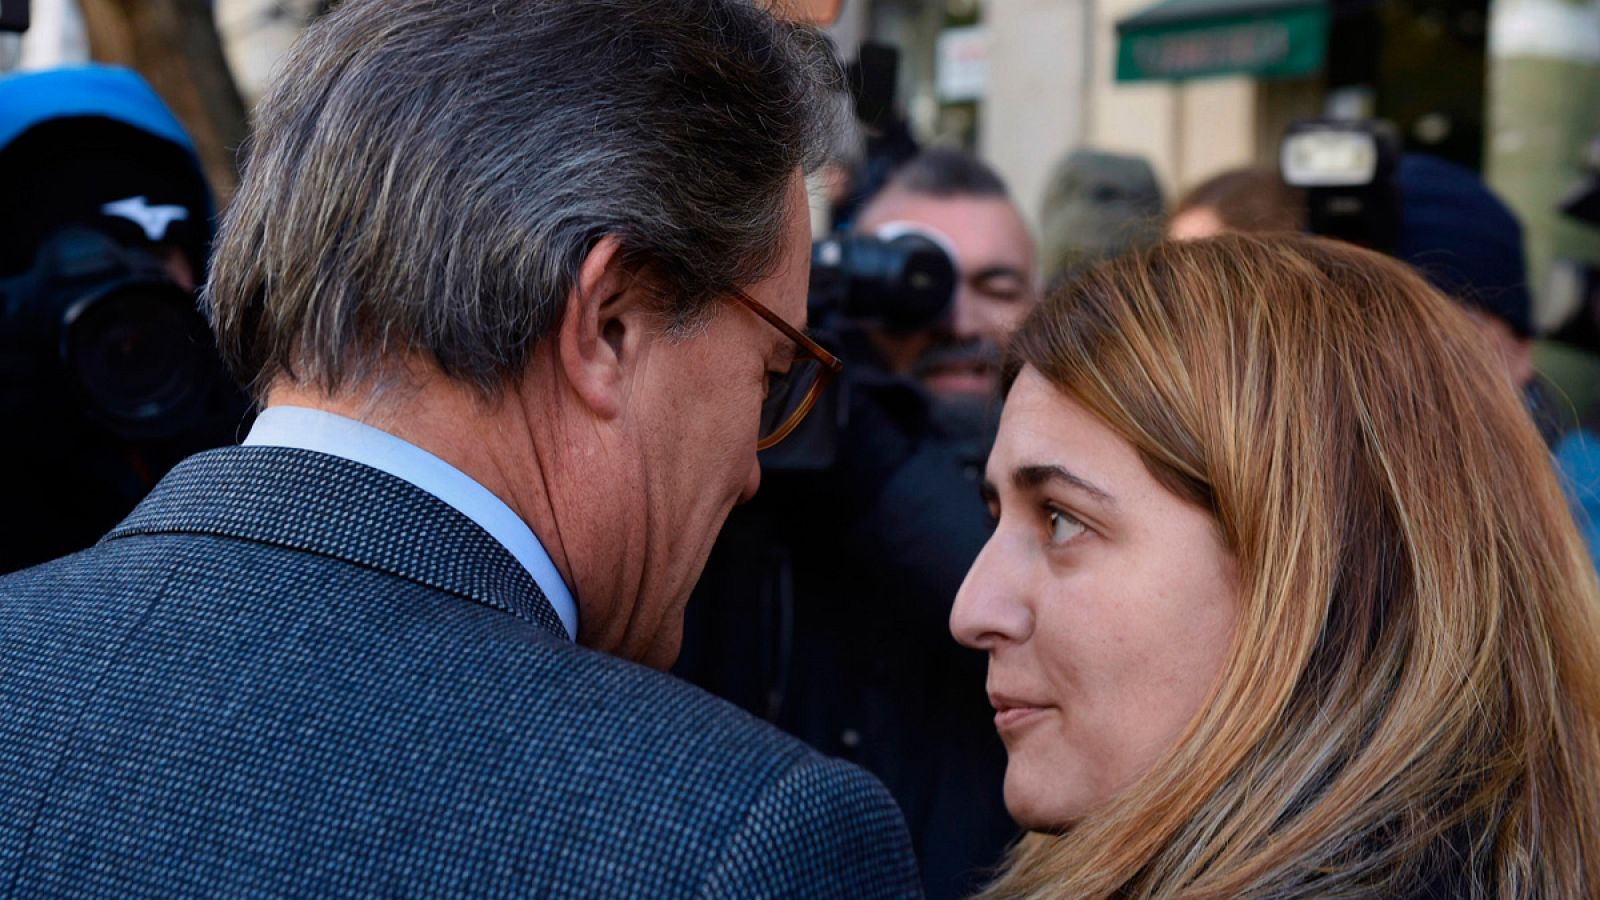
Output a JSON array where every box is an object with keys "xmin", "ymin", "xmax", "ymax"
[{"xmin": 0, "ymin": 1, "xmax": 920, "ymax": 896}]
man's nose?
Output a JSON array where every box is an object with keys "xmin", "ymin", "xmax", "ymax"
[
  {"xmin": 950, "ymin": 289, "xmax": 982, "ymax": 340},
  {"xmin": 950, "ymin": 535, "xmax": 1033, "ymax": 650}
]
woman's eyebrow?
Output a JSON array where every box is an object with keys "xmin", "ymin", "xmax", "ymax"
[{"xmin": 1012, "ymin": 463, "xmax": 1116, "ymax": 506}]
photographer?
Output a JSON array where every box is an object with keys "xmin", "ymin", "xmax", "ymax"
[
  {"xmin": 677, "ymin": 148, "xmax": 1035, "ymax": 900},
  {"xmin": 0, "ymin": 65, "xmax": 247, "ymax": 573}
]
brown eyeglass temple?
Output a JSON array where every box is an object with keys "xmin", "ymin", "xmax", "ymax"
[{"xmin": 729, "ymin": 289, "xmax": 843, "ymax": 450}]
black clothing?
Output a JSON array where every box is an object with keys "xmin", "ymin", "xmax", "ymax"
[{"xmin": 678, "ymin": 358, "xmax": 1016, "ymax": 899}]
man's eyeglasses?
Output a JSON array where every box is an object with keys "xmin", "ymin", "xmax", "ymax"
[{"xmin": 729, "ymin": 289, "xmax": 843, "ymax": 451}]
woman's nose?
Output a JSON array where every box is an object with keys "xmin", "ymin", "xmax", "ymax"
[{"xmin": 950, "ymin": 535, "xmax": 1033, "ymax": 650}]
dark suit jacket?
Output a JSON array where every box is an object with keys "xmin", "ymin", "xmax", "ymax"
[{"xmin": 0, "ymin": 446, "xmax": 921, "ymax": 897}]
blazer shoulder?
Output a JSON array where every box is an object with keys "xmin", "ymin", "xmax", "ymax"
[
  {"xmin": 485, "ymin": 641, "xmax": 922, "ymax": 895},
  {"xmin": 0, "ymin": 538, "xmax": 918, "ymax": 897},
  {"xmin": 529, "ymin": 634, "xmax": 822, "ymax": 764},
  {"xmin": 697, "ymin": 751, "xmax": 921, "ymax": 899}
]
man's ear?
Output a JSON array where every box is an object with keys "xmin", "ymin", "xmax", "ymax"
[{"xmin": 556, "ymin": 235, "xmax": 656, "ymax": 419}]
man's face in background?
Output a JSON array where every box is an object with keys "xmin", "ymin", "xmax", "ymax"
[{"xmin": 854, "ymin": 188, "xmax": 1038, "ymax": 405}]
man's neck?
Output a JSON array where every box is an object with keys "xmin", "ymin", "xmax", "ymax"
[{"xmin": 262, "ymin": 373, "xmax": 575, "ymax": 595}]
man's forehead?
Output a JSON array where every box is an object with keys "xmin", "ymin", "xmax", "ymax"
[{"xmin": 857, "ymin": 191, "xmax": 1031, "ymax": 261}]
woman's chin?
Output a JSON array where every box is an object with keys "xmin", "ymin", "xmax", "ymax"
[{"xmin": 1004, "ymin": 772, "xmax": 1087, "ymax": 833}]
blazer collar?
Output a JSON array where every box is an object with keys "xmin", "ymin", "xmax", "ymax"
[{"xmin": 105, "ymin": 445, "xmax": 569, "ymax": 640}]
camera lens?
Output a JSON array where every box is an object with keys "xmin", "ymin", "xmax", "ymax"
[
  {"xmin": 810, "ymin": 233, "xmax": 955, "ymax": 333},
  {"xmin": 62, "ymin": 280, "xmax": 206, "ymax": 437}
]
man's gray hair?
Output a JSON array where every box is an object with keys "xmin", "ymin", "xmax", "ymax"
[{"xmin": 206, "ymin": 0, "xmax": 839, "ymax": 398}]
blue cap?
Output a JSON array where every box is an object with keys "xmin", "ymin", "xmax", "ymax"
[
  {"xmin": 0, "ymin": 65, "xmax": 212, "ymax": 276},
  {"xmin": 0, "ymin": 65, "xmax": 197, "ymax": 157},
  {"xmin": 1397, "ymin": 153, "xmax": 1533, "ymax": 337}
]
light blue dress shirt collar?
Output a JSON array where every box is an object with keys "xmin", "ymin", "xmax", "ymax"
[{"xmin": 243, "ymin": 406, "xmax": 579, "ymax": 639}]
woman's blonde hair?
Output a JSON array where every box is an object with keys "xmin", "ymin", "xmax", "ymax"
[{"xmin": 986, "ymin": 234, "xmax": 1600, "ymax": 898}]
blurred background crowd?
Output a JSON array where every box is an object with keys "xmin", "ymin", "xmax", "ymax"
[{"xmin": 3, "ymin": 0, "xmax": 1600, "ymax": 896}]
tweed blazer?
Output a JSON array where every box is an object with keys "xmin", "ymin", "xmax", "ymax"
[{"xmin": 0, "ymin": 446, "xmax": 921, "ymax": 898}]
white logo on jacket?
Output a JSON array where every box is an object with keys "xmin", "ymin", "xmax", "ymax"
[{"xmin": 101, "ymin": 196, "xmax": 189, "ymax": 241}]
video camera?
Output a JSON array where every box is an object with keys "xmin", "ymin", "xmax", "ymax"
[
  {"xmin": 809, "ymin": 230, "xmax": 955, "ymax": 334},
  {"xmin": 755, "ymin": 229, "xmax": 955, "ymax": 472},
  {"xmin": 754, "ymin": 30, "xmax": 960, "ymax": 472},
  {"xmin": 809, "ymin": 35, "xmax": 957, "ymax": 333},
  {"xmin": 0, "ymin": 225, "xmax": 222, "ymax": 440},
  {"xmin": 1281, "ymin": 118, "xmax": 1403, "ymax": 253},
  {"xmin": 1283, "ymin": 119, "xmax": 1600, "ymax": 359}
]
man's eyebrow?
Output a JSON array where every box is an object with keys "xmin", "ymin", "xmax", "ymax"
[
  {"xmin": 1012, "ymin": 464, "xmax": 1115, "ymax": 505},
  {"xmin": 969, "ymin": 265, "xmax": 1028, "ymax": 283}
]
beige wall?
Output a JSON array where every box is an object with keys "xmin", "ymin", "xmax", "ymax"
[
  {"xmin": 978, "ymin": 0, "xmax": 1093, "ymax": 231},
  {"xmin": 217, "ymin": 0, "xmax": 323, "ymax": 108},
  {"xmin": 847, "ymin": 0, "xmax": 1284, "ymax": 225},
  {"xmin": 970, "ymin": 0, "xmax": 1266, "ymax": 221},
  {"xmin": 1084, "ymin": 0, "xmax": 1260, "ymax": 203},
  {"xmin": 1173, "ymin": 79, "xmax": 1259, "ymax": 192}
]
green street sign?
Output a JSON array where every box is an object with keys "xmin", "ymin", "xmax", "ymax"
[{"xmin": 1116, "ymin": 0, "xmax": 1328, "ymax": 83}]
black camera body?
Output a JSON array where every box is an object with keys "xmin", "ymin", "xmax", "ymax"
[
  {"xmin": 0, "ymin": 0, "xmax": 27, "ymax": 34},
  {"xmin": 1281, "ymin": 118, "xmax": 1403, "ymax": 253},
  {"xmin": 756, "ymin": 231, "xmax": 956, "ymax": 473},
  {"xmin": 808, "ymin": 231, "xmax": 955, "ymax": 333},
  {"xmin": 1548, "ymin": 262, "xmax": 1600, "ymax": 351},
  {"xmin": 0, "ymin": 226, "xmax": 220, "ymax": 440}
]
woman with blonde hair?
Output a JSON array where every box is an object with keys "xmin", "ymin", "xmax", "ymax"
[{"xmin": 953, "ymin": 233, "xmax": 1600, "ymax": 898}]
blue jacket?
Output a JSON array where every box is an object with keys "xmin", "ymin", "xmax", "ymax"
[
  {"xmin": 0, "ymin": 446, "xmax": 921, "ymax": 897},
  {"xmin": 1557, "ymin": 428, "xmax": 1600, "ymax": 564}
]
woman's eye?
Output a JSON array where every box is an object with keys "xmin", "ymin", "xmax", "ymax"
[{"xmin": 1046, "ymin": 508, "xmax": 1085, "ymax": 545}]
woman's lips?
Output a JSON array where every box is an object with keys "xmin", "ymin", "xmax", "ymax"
[{"xmin": 990, "ymin": 693, "xmax": 1052, "ymax": 733}]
